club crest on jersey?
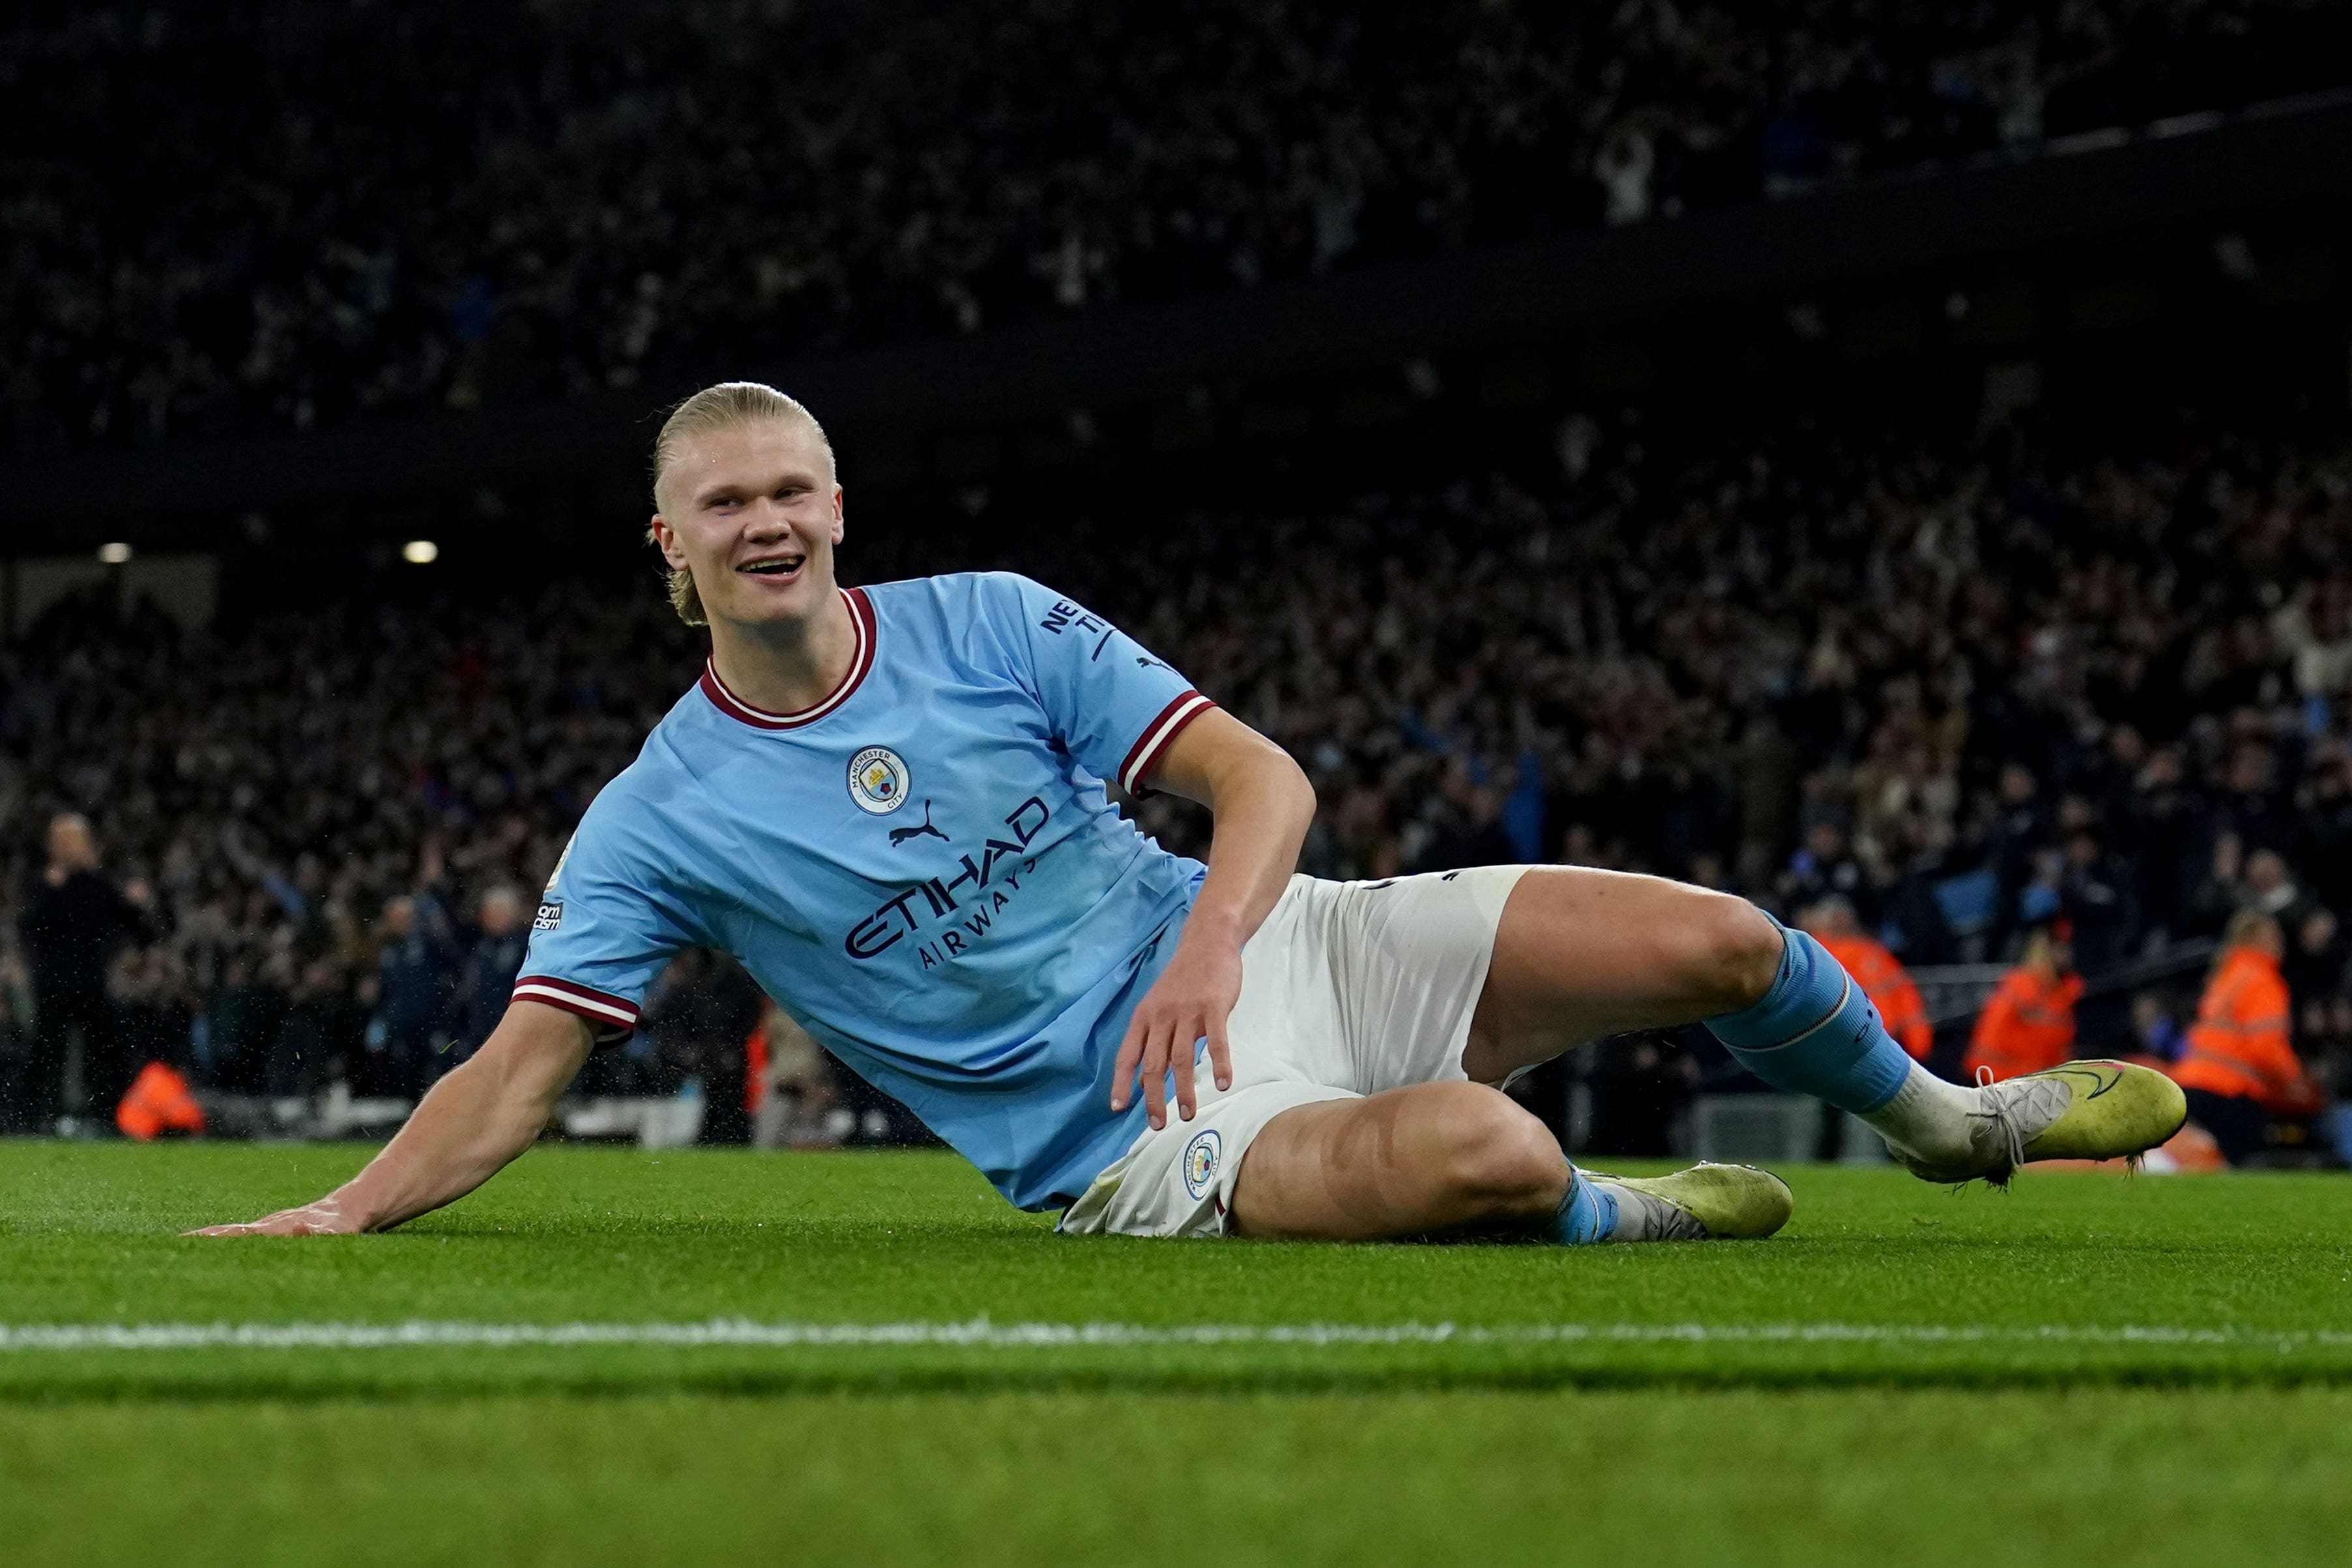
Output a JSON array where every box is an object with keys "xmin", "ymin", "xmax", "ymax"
[
  {"xmin": 1182, "ymin": 1128, "xmax": 1221, "ymax": 1201},
  {"xmin": 545, "ymin": 832, "xmax": 576, "ymax": 893},
  {"xmin": 848, "ymin": 746, "xmax": 911, "ymax": 814}
]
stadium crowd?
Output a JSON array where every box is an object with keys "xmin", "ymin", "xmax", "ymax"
[
  {"xmin": 7, "ymin": 0, "xmax": 2347, "ymax": 452},
  {"xmin": 5, "ymin": 404, "xmax": 2352, "ymax": 1153}
]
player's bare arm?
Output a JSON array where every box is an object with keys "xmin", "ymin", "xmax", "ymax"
[
  {"xmin": 1109, "ymin": 708, "xmax": 1315, "ymax": 1129},
  {"xmin": 189, "ymin": 1002, "xmax": 591, "ymax": 1236}
]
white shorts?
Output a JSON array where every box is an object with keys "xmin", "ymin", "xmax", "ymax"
[{"xmin": 1058, "ymin": 865, "xmax": 1530, "ymax": 1240}]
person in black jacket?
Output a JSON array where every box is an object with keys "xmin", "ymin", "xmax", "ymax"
[
  {"xmin": 437, "ymin": 886, "xmax": 528, "ymax": 1081},
  {"xmin": 367, "ymin": 893, "xmax": 456, "ymax": 1099},
  {"xmin": 12, "ymin": 814, "xmax": 153, "ymax": 1131}
]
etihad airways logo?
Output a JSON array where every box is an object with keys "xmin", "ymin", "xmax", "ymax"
[{"xmin": 845, "ymin": 796, "xmax": 1051, "ymax": 965}]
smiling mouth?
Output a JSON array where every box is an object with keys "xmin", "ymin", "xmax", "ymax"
[{"xmin": 736, "ymin": 553, "xmax": 806, "ymax": 579}]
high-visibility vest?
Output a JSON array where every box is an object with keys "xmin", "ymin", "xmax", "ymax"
[
  {"xmin": 1964, "ymin": 966, "xmax": 2082, "ymax": 1082},
  {"xmin": 2171, "ymin": 948, "xmax": 2312, "ymax": 1114},
  {"xmin": 1820, "ymin": 933, "xmax": 1934, "ymax": 1060},
  {"xmin": 115, "ymin": 1062, "xmax": 205, "ymax": 1140}
]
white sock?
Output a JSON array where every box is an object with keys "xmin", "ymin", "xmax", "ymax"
[{"xmin": 1858, "ymin": 1061, "xmax": 1977, "ymax": 1163}]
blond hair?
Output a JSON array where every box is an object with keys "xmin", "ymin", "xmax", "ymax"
[{"xmin": 647, "ymin": 382, "xmax": 835, "ymax": 626}]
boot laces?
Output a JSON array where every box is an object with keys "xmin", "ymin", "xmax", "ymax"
[{"xmin": 1972, "ymin": 1066, "xmax": 2069, "ymax": 1175}]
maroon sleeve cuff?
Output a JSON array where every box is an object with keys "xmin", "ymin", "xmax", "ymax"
[
  {"xmin": 1116, "ymin": 691, "xmax": 1217, "ymax": 796},
  {"xmin": 511, "ymin": 975, "xmax": 640, "ymax": 1043}
]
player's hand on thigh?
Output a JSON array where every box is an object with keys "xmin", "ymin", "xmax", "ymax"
[
  {"xmin": 1111, "ymin": 932, "xmax": 1240, "ymax": 1127},
  {"xmin": 186, "ymin": 1198, "xmax": 364, "ymax": 1238}
]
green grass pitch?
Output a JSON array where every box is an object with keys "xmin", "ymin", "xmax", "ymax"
[{"xmin": 6, "ymin": 1140, "xmax": 2352, "ymax": 1565}]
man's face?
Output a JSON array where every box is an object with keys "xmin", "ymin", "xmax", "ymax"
[
  {"xmin": 47, "ymin": 817, "xmax": 94, "ymax": 871},
  {"xmin": 2301, "ymin": 910, "xmax": 2337, "ymax": 952},
  {"xmin": 650, "ymin": 419, "xmax": 844, "ymax": 630},
  {"xmin": 479, "ymin": 892, "xmax": 521, "ymax": 938}
]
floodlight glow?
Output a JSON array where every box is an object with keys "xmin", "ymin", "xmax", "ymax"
[
  {"xmin": 97, "ymin": 542, "xmax": 132, "ymax": 564},
  {"xmin": 402, "ymin": 540, "xmax": 441, "ymax": 564}
]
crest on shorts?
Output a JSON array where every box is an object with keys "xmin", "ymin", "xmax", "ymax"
[
  {"xmin": 847, "ymin": 746, "xmax": 910, "ymax": 814},
  {"xmin": 1182, "ymin": 1128, "xmax": 1222, "ymax": 1201}
]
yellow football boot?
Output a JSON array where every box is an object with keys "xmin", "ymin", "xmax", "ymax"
[
  {"xmin": 1563, "ymin": 1161, "xmax": 1795, "ymax": 1243},
  {"xmin": 1890, "ymin": 1059, "xmax": 2188, "ymax": 1185}
]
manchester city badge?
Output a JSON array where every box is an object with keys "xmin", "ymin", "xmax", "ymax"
[
  {"xmin": 1182, "ymin": 1127, "xmax": 1222, "ymax": 1200},
  {"xmin": 847, "ymin": 746, "xmax": 911, "ymax": 813}
]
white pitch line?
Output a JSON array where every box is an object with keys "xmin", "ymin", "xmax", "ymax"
[{"xmin": 1, "ymin": 1320, "xmax": 2349, "ymax": 1354}]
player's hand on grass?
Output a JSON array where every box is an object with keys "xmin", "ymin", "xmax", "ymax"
[
  {"xmin": 1112, "ymin": 929, "xmax": 1240, "ymax": 1128},
  {"xmin": 186, "ymin": 1197, "xmax": 364, "ymax": 1237}
]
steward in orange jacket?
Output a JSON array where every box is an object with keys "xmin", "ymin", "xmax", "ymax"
[
  {"xmin": 2172, "ymin": 912, "xmax": 2321, "ymax": 1118},
  {"xmin": 1801, "ymin": 897, "xmax": 1934, "ymax": 1060},
  {"xmin": 1965, "ymin": 929, "xmax": 2082, "ymax": 1082}
]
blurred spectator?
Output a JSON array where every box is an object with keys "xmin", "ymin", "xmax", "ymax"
[
  {"xmin": 1990, "ymin": 764, "xmax": 2051, "ymax": 949},
  {"xmin": 1408, "ymin": 761, "xmax": 1517, "ymax": 875},
  {"xmin": 366, "ymin": 892, "xmax": 456, "ymax": 1099},
  {"xmin": 12, "ymin": 814, "xmax": 153, "ymax": 1129},
  {"xmin": 2130, "ymin": 989, "xmax": 2189, "ymax": 1065},
  {"xmin": 1780, "ymin": 820, "xmax": 1874, "ymax": 928},
  {"xmin": 2171, "ymin": 910, "xmax": 2325, "ymax": 1162},
  {"xmin": 268, "ymin": 957, "xmax": 358, "ymax": 1098},
  {"xmin": 2058, "ymin": 828, "xmax": 2138, "ymax": 974},
  {"xmin": 2243, "ymin": 847, "xmax": 2304, "ymax": 920},
  {"xmin": 2284, "ymin": 907, "xmax": 2349, "ymax": 1017},
  {"xmin": 639, "ymin": 950, "xmax": 763, "ymax": 1145},
  {"xmin": 109, "ymin": 946, "xmax": 195, "ymax": 1079},
  {"xmin": 1965, "ymin": 925, "xmax": 2082, "ymax": 1083},
  {"xmin": 443, "ymin": 887, "xmax": 529, "ymax": 1078},
  {"xmin": 198, "ymin": 954, "xmax": 286, "ymax": 1096},
  {"xmin": 2128, "ymin": 746, "xmax": 2213, "ymax": 949},
  {"xmin": 2296, "ymin": 742, "xmax": 2352, "ymax": 910},
  {"xmin": 1581, "ymin": 1033, "xmax": 1693, "ymax": 1159}
]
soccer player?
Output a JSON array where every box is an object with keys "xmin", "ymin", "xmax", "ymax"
[{"xmin": 195, "ymin": 383, "xmax": 2186, "ymax": 1245}]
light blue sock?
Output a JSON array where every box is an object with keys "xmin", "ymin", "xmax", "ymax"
[
  {"xmin": 1554, "ymin": 1166, "xmax": 1616, "ymax": 1245},
  {"xmin": 1704, "ymin": 918, "xmax": 1911, "ymax": 1115}
]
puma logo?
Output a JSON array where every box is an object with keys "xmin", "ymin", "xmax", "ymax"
[
  {"xmin": 1135, "ymin": 655, "xmax": 1170, "ymax": 670},
  {"xmin": 889, "ymin": 800, "xmax": 949, "ymax": 848}
]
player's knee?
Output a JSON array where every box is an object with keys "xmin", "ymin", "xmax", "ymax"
[
  {"xmin": 1678, "ymin": 893, "xmax": 1784, "ymax": 1015},
  {"xmin": 1438, "ymin": 1090, "xmax": 1567, "ymax": 1212}
]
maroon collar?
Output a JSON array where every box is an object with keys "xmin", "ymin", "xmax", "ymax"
[{"xmin": 697, "ymin": 587, "xmax": 877, "ymax": 731}]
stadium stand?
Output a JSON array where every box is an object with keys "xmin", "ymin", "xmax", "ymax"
[{"xmin": 7, "ymin": 0, "xmax": 2348, "ymax": 452}]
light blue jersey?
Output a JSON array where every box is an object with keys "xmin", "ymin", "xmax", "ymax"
[{"xmin": 514, "ymin": 572, "xmax": 1216, "ymax": 1209}]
